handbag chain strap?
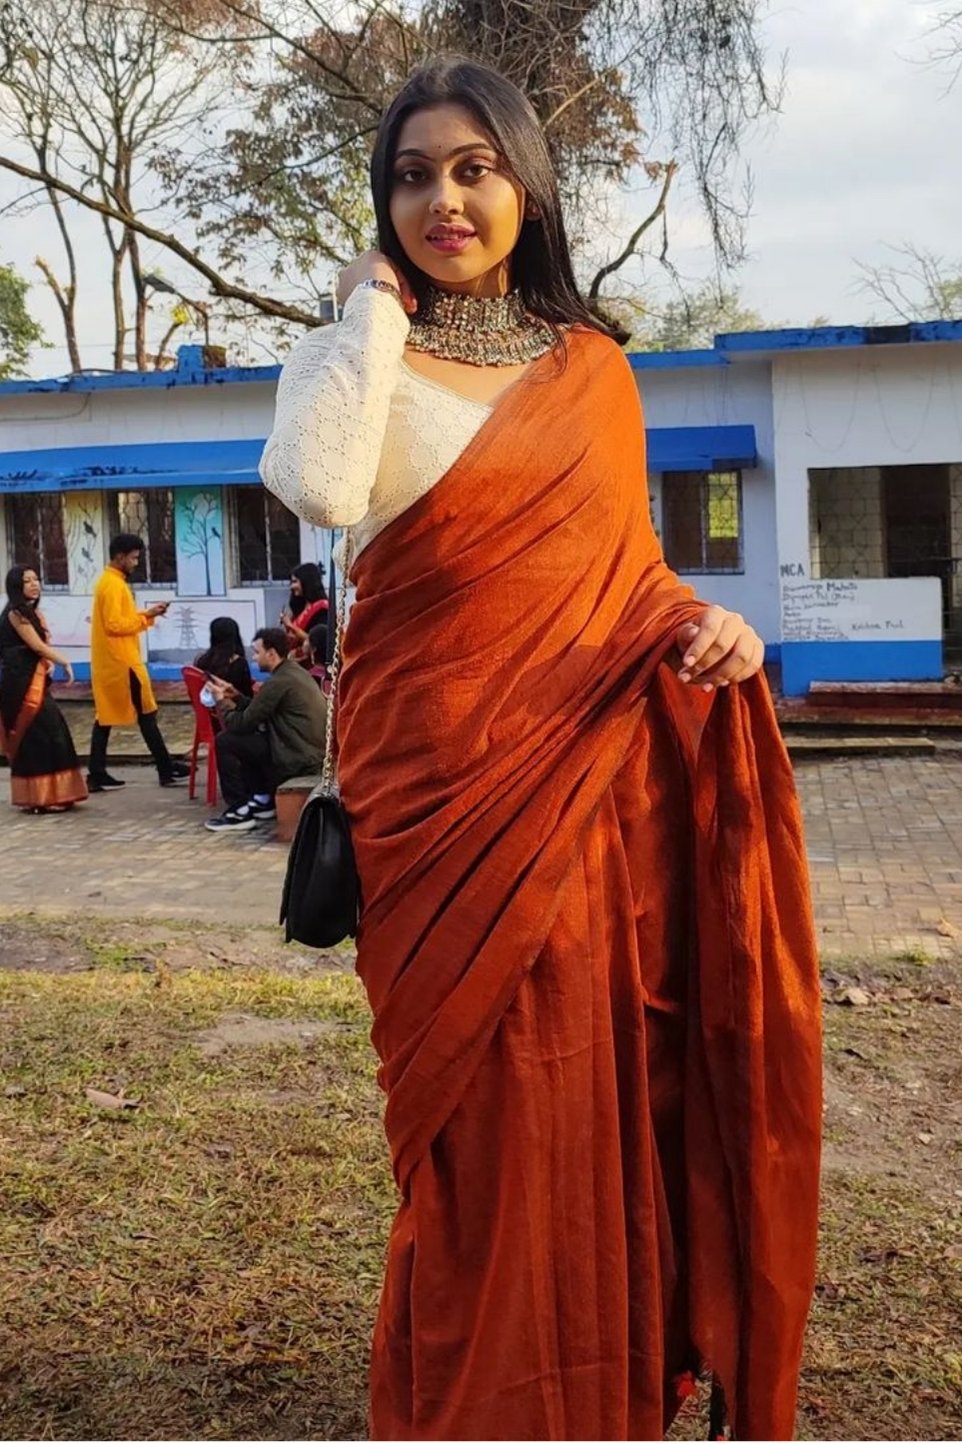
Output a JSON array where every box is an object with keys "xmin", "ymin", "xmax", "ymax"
[{"xmin": 321, "ymin": 529, "xmax": 352, "ymax": 796}]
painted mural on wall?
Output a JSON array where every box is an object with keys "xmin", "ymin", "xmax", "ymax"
[
  {"xmin": 146, "ymin": 597, "xmax": 259, "ymax": 665},
  {"xmin": 39, "ymin": 593, "xmax": 95, "ymax": 652},
  {"xmin": 63, "ymin": 492, "xmax": 105, "ymax": 593},
  {"xmin": 174, "ymin": 487, "xmax": 225, "ymax": 596}
]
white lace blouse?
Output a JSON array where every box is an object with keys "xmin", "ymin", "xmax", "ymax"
[{"xmin": 259, "ymin": 286, "xmax": 492, "ymax": 557}]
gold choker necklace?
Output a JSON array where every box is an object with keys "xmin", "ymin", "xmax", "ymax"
[{"xmin": 407, "ymin": 287, "xmax": 556, "ymax": 366}]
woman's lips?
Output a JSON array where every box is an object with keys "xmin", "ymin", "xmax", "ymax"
[{"xmin": 426, "ymin": 231, "xmax": 475, "ymax": 255}]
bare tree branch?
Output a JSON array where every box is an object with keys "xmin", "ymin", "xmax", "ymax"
[
  {"xmin": 588, "ymin": 161, "xmax": 678, "ymax": 300},
  {"xmin": 0, "ymin": 151, "xmax": 322, "ymax": 327}
]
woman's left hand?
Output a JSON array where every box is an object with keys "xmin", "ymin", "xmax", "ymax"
[{"xmin": 675, "ymin": 606, "xmax": 765, "ymax": 691}]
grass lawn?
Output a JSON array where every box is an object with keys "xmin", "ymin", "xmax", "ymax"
[{"xmin": 2, "ymin": 915, "xmax": 962, "ymax": 1440}]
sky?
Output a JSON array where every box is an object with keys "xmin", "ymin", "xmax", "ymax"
[
  {"xmin": 1, "ymin": 0, "xmax": 960, "ymax": 375},
  {"xmin": 659, "ymin": 0, "xmax": 962, "ymax": 328}
]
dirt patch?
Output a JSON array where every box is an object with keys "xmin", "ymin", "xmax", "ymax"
[
  {"xmin": 192, "ymin": 1011, "xmax": 353, "ymax": 1056},
  {"xmin": 0, "ymin": 909, "xmax": 354, "ymax": 978},
  {"xmin": 0, "ymin": 920, "xmax": 89, "ymax": 973}
]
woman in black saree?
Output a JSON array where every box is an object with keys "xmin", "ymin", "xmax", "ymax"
[{"xmin": 0, "ymin": 566, "xmax": 87, "ymax": 813}]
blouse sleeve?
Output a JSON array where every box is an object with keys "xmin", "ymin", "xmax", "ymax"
[{"xmin": 258, "ymin": 286, "xmax": 410, "ymax": 528}]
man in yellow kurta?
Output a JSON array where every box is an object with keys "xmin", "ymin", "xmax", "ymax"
[{"xmin": 88, "ymin": 532, "xmax": 190, "ymax": 792}]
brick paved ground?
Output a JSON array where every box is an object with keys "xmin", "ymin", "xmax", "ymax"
[
  {"xmin": 795, "ymin": 755, "xmax": 962, "ymax": 960},
  {"xmin": 2, "ymin": 748, "xmax": 962, "ymax": 957},
  {"xmin": 0, "ymin": 765, "xmax": 288, "ymax": 926},
  {"xmin": 58, "ymin": 701, "xmax": 195, "ymax": 761}
]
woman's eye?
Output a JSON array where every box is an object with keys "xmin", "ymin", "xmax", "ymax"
[
  {"xmin": 461, "ymin": 162, "xmax": 493, "ymax": 180},
  {"xmin": 396, "ymin": 167, "xmax": 426, "ymax": 185}
]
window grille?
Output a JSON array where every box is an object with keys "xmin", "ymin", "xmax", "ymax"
[
  {"xmin": 233, "ymin": 488, "xmax": 301, "ymax": 583},
  {"xmin": 6, "ymin": 493, "xmax": 69, "ymax": 587},
  {"xmin": 662, "ymin": 471, "xmax": 743, "ymax": 574},
  {"xmin": 107, "ymin": 490, "xmax": 176, "ymax": 586}
]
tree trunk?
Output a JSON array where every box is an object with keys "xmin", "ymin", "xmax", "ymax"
[
  {"xmin": 40, "ymin": 185, "xmax": 82, "ymax": 372},
  {"xmin": 104, "ymin": 218, "xmax": 130, "ymax": 370}
]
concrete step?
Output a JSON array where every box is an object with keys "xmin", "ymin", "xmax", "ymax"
[
  {"xmin": 806, "ymin": 680, "xmax": 962, "ymax": 711},
  {"xmin": 786, "ymin": 734, "xmax": 937, "ymax": 759}
]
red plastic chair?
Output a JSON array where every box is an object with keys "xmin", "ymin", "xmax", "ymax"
[{"xmin": 181, "ymin": 665, "xmax": 220, "ymax": 806}]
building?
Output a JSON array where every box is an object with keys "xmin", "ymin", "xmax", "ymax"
[
  {"xmin": 0, "ymin": 346, "xmax": 325, "ymax": 680},
  {"xmin": 637, "ymin": 319, "xmax": 962, "ymax": 694},
  {"xmin": 2, "ymin": 325, "xmax": 961, "ymax": 694}
]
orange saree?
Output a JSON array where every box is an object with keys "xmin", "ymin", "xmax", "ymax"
[{"xmin": 338, "ymin": 328, "xmax": 822, "ymax": 1442}]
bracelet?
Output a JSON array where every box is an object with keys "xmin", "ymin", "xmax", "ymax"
[{"xmin": 355, "ymin": 277, "xmax": 406, "ymax": 310}]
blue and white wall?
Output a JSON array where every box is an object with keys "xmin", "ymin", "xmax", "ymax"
[
  {"xmin": 0, "ymin": 350, "xmax": 335, "ymax": 679},
  {"xmin": 633, "ymin": 354, "xmax": 779, "ymax": 644},
  {"xmin": 5, "ymin": 330, "xmax": 962, "ymax": 695},
  {"xmin": 767, "ymin": 339, "xmax": 962, "ymax": 693}
]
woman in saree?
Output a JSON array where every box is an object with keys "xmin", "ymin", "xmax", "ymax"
[
  {"xmin": 281, "ymin": 561, "xmax": 329, "ymax": 663},
  {"xmin": 0, "ymin": 565, "xmax": 87, "ymax": 813},
  {"xmin": 261, "ymin": 57, "xmax": 822, "ymax": 1442}
]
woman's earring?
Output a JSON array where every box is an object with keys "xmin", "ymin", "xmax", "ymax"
[{"xmin": 525, "ymin": 201, "xmax": 542, "ymax": 222}]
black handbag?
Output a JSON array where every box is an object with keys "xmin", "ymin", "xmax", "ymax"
[{"xmin": 279, "ymin": 536, "xmax": 360, "ymax": 947}]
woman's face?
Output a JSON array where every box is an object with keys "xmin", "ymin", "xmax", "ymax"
[
  {"xmin": 22, "ymin": 570, "xmax": 41, "ymax": 601},
  {"xmin": 290, "ymin": 575, "xmax": 303, "ymax": 597},
  {"xmin": 389, "ymin": 103, "xmax": 526, "ymax": 299}
]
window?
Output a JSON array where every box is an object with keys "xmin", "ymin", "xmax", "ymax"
[
  {"xmin": 233, "ymin": 487, "xmax": 301, "ymax": 583},
  {"xmin": 6, "ymin": 493, "xmax": 69, "ymax": 587},
  {"xmin": 662, "ymin": 470, "xmax": 743, "ymax": 574},
  {"xmin": 107, "ymin": 489, "xmax": 176, "ymax": 585}
]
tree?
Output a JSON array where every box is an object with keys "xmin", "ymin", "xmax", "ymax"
[
  {"xmin": 156, "ymin": 0, "xmax": 781, "ymax": 322},
  {"xmin": 0, "ymin": 0, "xmax": 782, "ymax": 354},
  {"xmin": 631, "ymin": 281, "xmax": 767, "ymax": 351},
  {"xmin": 856, "ymin": 244, "xmax": 962, "ymax": 323},
  {"xmin": 0, "ymin": 0, "xmax": 229, "ymax": 370},
  {"xmin": 926, "ymin": 8, "xmax": 962, "ymax": 73},
  {"xmin": 0, "ymin": 262, "xmax": 46, "ymax": 378}
]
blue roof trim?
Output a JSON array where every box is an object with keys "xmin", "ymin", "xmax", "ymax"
[
  {"xmin": 0, "ymin": 429, "xmax": 757, "ymax": 491},
  {"xmin": 717, "ymin": 319, "xmax": 962, "ymax": 353},
  {"xmin": 0, "ymin": 361, "xmax": 281, "ymax": 396},
  {"xmin": 0, "ymin": 438, "xmax": 266, "ymax": 493},
  {"xmin": 629, "ymin": 318, "xmax": 962, "ymax": 370},
  {"xmin": 628, "ymin": 348, "xmax": 727, "ymax": 370},
  {"xmin": 648, "ymin": 425, "xmax": 756, "ymax": 472}
]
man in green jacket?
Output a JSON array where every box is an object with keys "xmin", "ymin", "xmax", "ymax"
[{"xmin": 203, "ymin": 626, "xmax": 326, "ymax": 835}]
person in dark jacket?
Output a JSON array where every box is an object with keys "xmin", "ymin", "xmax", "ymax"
[
  {"xmin": 203, "ymin": 627, "xmax": 326, "ymax": 834},
  {"xmin": 194, "ymin": 617, "xmax": 254, "ymax": 698}
]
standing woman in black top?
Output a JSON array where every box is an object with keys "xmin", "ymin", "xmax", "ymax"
[{"xmin": 0, "ymin": 565, "xmax": 87, "ymax": 812}]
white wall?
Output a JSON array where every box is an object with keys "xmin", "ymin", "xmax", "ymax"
[
  {"xmin": 773, "ymin": 344, "xmax": 962, "ymax": 592},
  {"xmin": 0, "ymin": 380, "xmax": 278, "ymax": 453},
  {"xmin": 636, "ymin": 361, "xmax": 779, "ymax": 642}
]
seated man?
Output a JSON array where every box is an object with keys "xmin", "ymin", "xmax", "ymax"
[{"xmin": 204, "ymin": 626, "xmax": 326, "ymax": 835}]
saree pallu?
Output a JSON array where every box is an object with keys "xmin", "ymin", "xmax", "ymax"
[
  {"xmin": 0, "ymin": 630, "xmax": 87, "ymax": 809},
  {"xmin": 338, "ymin": 329, "xmax": 822, "ymax": 1442}
]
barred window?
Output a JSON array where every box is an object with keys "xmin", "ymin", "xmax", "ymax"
[
  {"xmin": 107, "ymin": 490, "xmax": 176, "ymax": 586},
  {"xmin": 662, "ymin": 470, "xmax": 743, "ymax": 574},
  {"xmin": 233, "ymin": 487, "xmax": 300, "ymax": 583},
  {"xmin": 6, "ymin": 493, "xmax": 69, "ymax": 587}
]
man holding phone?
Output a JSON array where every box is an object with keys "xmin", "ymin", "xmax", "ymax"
[{"xmin": 87, "ymin": 533, "xmax": 190, "ymax": 792}]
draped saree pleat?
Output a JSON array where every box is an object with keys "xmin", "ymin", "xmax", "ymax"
[{"xmin": 337, "ymin": 329, "xmax": 822, "ymax": 1442}]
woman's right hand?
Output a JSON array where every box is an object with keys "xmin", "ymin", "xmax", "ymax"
[
  {"xmin": 336, "ymin": 251, "xmax": 417, "ymax": 315},
  {"xmin": 62, "ymin": 660, "xmax": 74, "ymax": 685}
]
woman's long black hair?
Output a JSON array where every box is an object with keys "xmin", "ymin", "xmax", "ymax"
[
  {"xmin": 195, "ymin": 616, "xmax": 244, "ymax": 674},
  {"xmin": 288, "ymin": 562, "xmax": 327, "ymax": 620},
  {"xmin": 370, "ymin": 56, "xmax": 625, "ymax": 344},
  {"xmin": 2, "ymin": 565, "xmax": 41, "ymax": 629}
]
